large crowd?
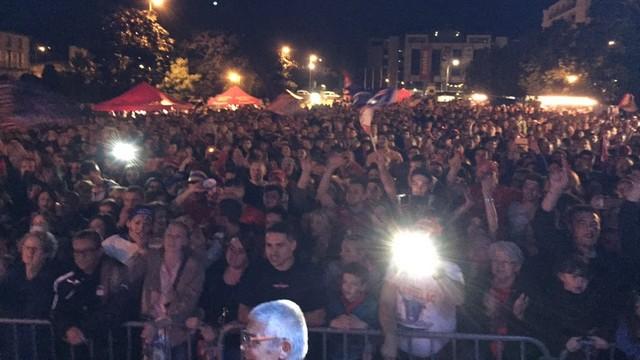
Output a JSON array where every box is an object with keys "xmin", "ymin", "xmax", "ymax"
[{"xmin": 1, "ymin": 99, "xmax": 640, "ymax": 360}]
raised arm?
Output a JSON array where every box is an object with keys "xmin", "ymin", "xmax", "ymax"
[{"xmin": 316, "ymin": 155, "xmax": 344, "ymax": 208}]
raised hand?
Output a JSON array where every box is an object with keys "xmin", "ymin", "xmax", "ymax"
[{"xmin": 512, "ymin": 293, "xmax": 529, "ymax": 320}]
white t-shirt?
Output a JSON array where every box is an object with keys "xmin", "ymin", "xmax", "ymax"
[{"xmin": 392, "ymin": 261, "xmax": 464, "ymax": 357}]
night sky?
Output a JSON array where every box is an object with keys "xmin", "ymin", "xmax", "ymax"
[{"xmin": 3, "ymin": 0, "xmax": 555, "ymax": 75}]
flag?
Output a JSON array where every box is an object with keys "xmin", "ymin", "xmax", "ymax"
[
  {"xmin": 618, "ymin": 93, "xmax": 638, "ymax": 113},
  {"xmin": 366, "ymin": 87, "xmax": 398, "ymax": 108},
  {"xmin": 352, "ymin": 91, "xmax": 372, "ymax": 108},
  {"xmin": 358, "ymin": 88, "xmax": 398, "ymax": 136},
  {"xmin": 267, "ymin": 90, "xmax": 304, "ymax": 116},
  {"xmin": 359, "ymin": 106, "xmax": 374, "ymax": 136}
]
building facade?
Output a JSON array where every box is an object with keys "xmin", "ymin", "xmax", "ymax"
[
  {"xmin": 542, "ymin": 0, "xmax": 591, "ymax": 28},
  {"xmin": 365, "ymin": 31, "xmax": 507, "ymax": 91},
  {"xmin": 0, "ymin": 32, "xmax": 30, "ymax": 79}
]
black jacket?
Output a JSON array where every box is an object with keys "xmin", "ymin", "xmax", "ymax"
[{"xmin": 50, "ymin": 257, "xmax": 131, "ymax": 340}]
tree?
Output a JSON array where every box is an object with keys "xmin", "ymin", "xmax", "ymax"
[
  {"xmin": 181, "ymin": 31, "xmax": 260, "ymax": 96},
  {"xmin": 94, "ymin": 8, "xmax": 174, "ymax": 94},
  {"xmin": 518, "ymin": 0, "xmax": 640, "ymax": 101},
  {"xmin": 160, "ymin": 58, "xmax": 201, "ymax": 99}
]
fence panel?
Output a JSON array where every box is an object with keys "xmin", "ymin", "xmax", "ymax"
[
  {"xmin": 0, "ymin": 318, "xmax": 195, "ymax": 360},
  {"xmin": 217, "ymin": 323, "xmax": 555, "ymax": 360}
]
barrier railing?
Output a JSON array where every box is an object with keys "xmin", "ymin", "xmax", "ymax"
[
  {"xmin": 3, "ymin": 317, "xmax": 626, "ymax": 360},
  {"xmin": 0, "ymin": 318, "xmax": 193, "ymax": 360},
  {"xmin": 217, "ymin": 323, "xmax": 556, "ymax": 360}
]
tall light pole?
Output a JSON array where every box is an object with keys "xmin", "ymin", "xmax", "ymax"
[
  {"xmin": 308, "ymin": 62, "xmax": 316, "ymax": 90},
  {"xmin": 444, "ymin": 58, "xmax": 460, "ymax": 92},
  {"xmin": 308, "ymin": 54, "xmax": 319, "ymax": 90}
]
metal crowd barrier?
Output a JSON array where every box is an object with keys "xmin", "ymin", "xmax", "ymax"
[
  {"xmin": 217, "ymin": 323, "xmax": 556, "ymax": 360},
  {"xmin": 0, "ymin": 318, "xmax": 194, "ymax": 360},
  {"xmin": 2, "ymin": 317, "xmax": 626, "ymax": 360}
]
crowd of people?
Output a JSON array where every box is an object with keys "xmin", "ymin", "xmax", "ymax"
[{"xmin": 1, "ymin": 99, "xmax": 640, "ymax": 359}]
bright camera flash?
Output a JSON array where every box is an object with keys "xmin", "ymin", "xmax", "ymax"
[
  {"xmin": 111, "ymin": 142, "xmax": 138, "ymax": 162},
  {"xmin": 391, "ymin": 231, "xmax": 440, "ymax": 279}
]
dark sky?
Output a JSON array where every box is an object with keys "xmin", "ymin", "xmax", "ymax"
[{"xmin": 3, "ymin": 0, "xmax": 554, "ymax": 75}]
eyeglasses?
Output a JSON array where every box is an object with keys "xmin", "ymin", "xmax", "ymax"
[
  {"xmin": 73, "ymin": 247, "xmax": 99, "ymax": 257},
  {"xmin": 240, "ymin": 330, "xmax": 285, "ymax": 349}
]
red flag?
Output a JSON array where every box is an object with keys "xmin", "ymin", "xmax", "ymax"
[{"xmin": 618, "ymin": 93, "xmax": 638, "ymax": 113}]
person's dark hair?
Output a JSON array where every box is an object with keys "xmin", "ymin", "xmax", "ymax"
[
  {"xmin": 348, "ymin": 177, "xmax": 368, "ymax": 190},
  {"xmin": 555, "ymin": 255, "xmax": 591, "ymax": 279},
  {"xmin": 622, "ymin": 290, "xmax": 640, "ymax": 339},
  {"xmin": 219, "ymin": 199, "xmax": 243, "ymax": 223},
  {"xmin": 225, "ymin": 229, "xmax": 255, "ymax": 259},
  {"xmin": 342, "ymin": 262, "xmax": 370, "ymax": 285},
  {"xmin": 565, "ymin": 204, "xmax": 598, "ymax": 230},
  {"xmin": 89, "ymin": 214, "xmax": 118, "ymax": 238},
  {"xmin": 73, "ymin": 229, "xmax": 103, "ymax": 247},
  {"xmin": 79, "ymin": 161, "xmax": 100, "ymax": 176},
  {"xmin": 264, "ymin": 184, "xmax": 284, "ymax": 197},
  {"xmin": 99, "ymin": 198, "xmax": 118, "ymax": 211},
  {"xmin": 266, "ymin": 206, "xmax": 288, "ymax": 221},
  {"xmin": 266, "ymin": 221, "xmax": 297, "ymax": 242},
  {"xmin": 410, "ymin": 168, "xmax": 433, "ymax": 182},
  {"xmin": 522, "ymin": 171, "xmax": 545, "ymax": 189},
  {"xmin": 578, "ymin": 149, "xmax": 595, "ymax": 160},
  {"xmin": 126, "ymin": 185, "xmax": 145, "ymax": 198}
]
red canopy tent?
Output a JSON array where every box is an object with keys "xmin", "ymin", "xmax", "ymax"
[
  {"xmin": 207, "ymin": 86, "xmax": 263, "ymax": 108},
  {"xmin": 92, "ymin": 82, "xmax": 193, "ymax": 112}
]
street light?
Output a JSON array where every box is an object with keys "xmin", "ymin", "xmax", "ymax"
[
  {"xmin": 149, "ymin": 0, "xmax": 164, "ymax": 11},
  {"xmin": 444, "ymin": 58, "xmax": 460, "ymax": 92},
  {"xmin": 227, "ymin": 70, "xmax": 242, "ymax": 84},
  {"xmin": 308, "ymin": 62, "xmax": 317, "ymax": 90},
  {"xmin": 308, "ymin": 54, "xmax": 319, "ymax": 90},
  {"xmin": 566, "ymin": 74, "xmax": 579, "ymax": 84},
  {"xmin": 608, "ymin": 40, "xmax": 616, "ymax": 47},
  {"xmin": 281, "ymin": 46, "xmax": 291, "ymax": 56}
]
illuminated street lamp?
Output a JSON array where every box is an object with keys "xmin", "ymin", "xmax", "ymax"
[
  {"xmin": 281, "ymin": 46, "xmax": 291, "ymax": 56},
  {"xmin": 608, "ymin": 40, "xmax": 617, "ymax": 47},
  {"xmin": 227, "ymin": 70, "xmax": 242, "ymax": 84},
  {"xmin": 149, "ymin": 0, "xmax": 165, "ymax": 11},
  {"xmin": 37, "ymin": 45, "xmax": 47, "ymax": 53},
  {"xmin": 444, "ymin": 58, "xmax": 460, "ymax": 91},
  {"xmin": 308, "ymin": 54, "xmax": 320, "ymax": 90},
  {"xmin": 566, "ymin": 74, "xmax": 579, "ymax": 84}
]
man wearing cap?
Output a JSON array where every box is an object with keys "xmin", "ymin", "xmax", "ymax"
[{"xmin": 173, "ymin": 170, "xmax": 217, "ymax": 224}]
